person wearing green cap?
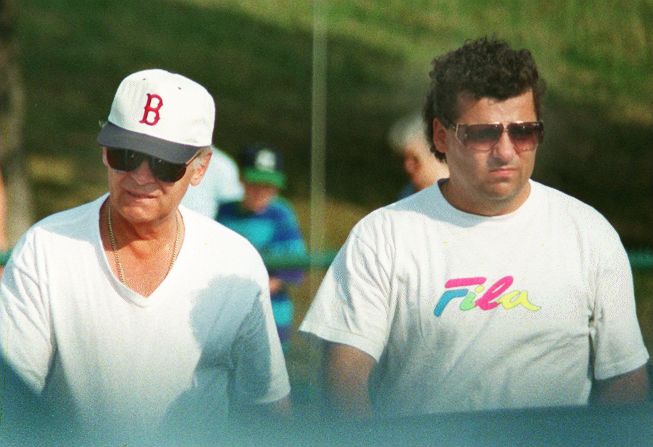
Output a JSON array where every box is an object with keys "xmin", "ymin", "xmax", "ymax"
[{"xmin": 217, "ymin": 143, "xmax": 306, "ymax": 353}]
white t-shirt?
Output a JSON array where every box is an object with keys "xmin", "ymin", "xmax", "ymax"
[
  {"xmin": 0, "ymin": 195, "xmax": 289, "ymax": 439},
  {"xmin": 300, "ymin": 180, "xmax": 649, "ymax": 417},
  {"xmin": 182, "ymin": 146, "xmax": 244, "ymax": 218}
]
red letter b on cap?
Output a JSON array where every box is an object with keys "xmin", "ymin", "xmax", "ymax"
[{"xmin": 140, "ymin": 93, "xmax": 163, "ymax": 126}]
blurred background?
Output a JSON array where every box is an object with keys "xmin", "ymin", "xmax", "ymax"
[{"xmin": 0, "ymin": 0, "xmax": 651, "ymax": 413}]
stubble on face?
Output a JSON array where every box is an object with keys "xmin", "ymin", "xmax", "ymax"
[{"xmin": 441, "ymin": 91, "xmax": 538, "ymax": 216}]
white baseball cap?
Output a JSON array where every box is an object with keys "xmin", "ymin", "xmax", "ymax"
[{"xmin": 97, "ymin": 69, "xmax": 215, "ymax": 164}]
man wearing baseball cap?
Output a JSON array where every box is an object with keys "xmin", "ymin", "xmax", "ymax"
[{"xmin": 0, "ymin": 69, "xmax": 290, "ymax": 443}]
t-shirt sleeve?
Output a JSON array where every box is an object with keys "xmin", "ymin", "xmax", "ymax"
[
  {"xmin": 229, "ymin": 288, "xmax": 291, "ymax": 406},
  {"xmin": 299, "ymin": 224, "xmax": 392, "ymax": 361},
  {"xmin": 0, "ymin": 232, "xmax": 54, "ymax": 393},
  {"xmin": 590, "ymin": 226, "xmax": 650, "ymax": 380}
]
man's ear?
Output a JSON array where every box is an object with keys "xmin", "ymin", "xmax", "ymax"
[
  {"xmin": 101, "ymin": 147, "xmax": 109, "ymax": 167},
  {"xmin": 432, "ymin": 118, "xmax": 449, "ymax": 156},
  {"xmin": 189, "ymin": 150, "xmax": 212, "ymax": 186}
]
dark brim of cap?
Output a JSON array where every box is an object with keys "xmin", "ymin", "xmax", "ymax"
[
  {"xmin": 97, "ymin": 122, "xmax": 202, "ymax": 164},
  {"xmin": 242, "ymin": 168, "xmax": 286, "ymax": 189}
]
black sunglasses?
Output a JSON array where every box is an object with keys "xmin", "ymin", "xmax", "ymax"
[
  {"xmin": 451, "ymin": 121, "xmax": 544, "ymax": 153},
  {"xmin": 106, "ymin": 148, "xmax": 199, "ymax": 183}
]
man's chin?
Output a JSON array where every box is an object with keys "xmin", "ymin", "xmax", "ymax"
[{"xmin": 484, "ymin": 182, "xmax": 529, "ymax": 206}]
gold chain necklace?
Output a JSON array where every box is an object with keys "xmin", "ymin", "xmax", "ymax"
[{"xmin": 106, "ymin": 201, "xmax": 181, "ymax": 287}]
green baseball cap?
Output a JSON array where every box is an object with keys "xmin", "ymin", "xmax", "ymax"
[{"xmin": 239, "ymin": 144, "xmax": 286, "ymax": 188}]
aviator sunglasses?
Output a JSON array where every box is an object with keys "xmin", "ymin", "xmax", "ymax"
[
  {"xmin": 451, "ymin": 121, "xmax": 544, "ymax": 153},
  {"xmin": 106, "ymin": 148, "xmax": 199, "ymax": 182}
]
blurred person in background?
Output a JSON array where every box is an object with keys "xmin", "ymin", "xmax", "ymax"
[
  {"xmin": 389, "ymin": 113, "xmax": 449, "ymax": 200},
  {"xmin": 0, "ymin": 69, "xmax": 290, "ymax": 443},
  {"xmin": 217, "ymin": 144, "xmax": 306, "ymax": 353},
  {"xmin": 181, "ymin": 145, "xmax": 243, "ymax": 218},
  {"xmin": 301, "ymin": 37, "xmax": 649, "ymax": 419}
]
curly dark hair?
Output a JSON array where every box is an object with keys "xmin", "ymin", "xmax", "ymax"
[{"xmin": 423, "ymin": 37, "xmax": 546, "ymax": 160}]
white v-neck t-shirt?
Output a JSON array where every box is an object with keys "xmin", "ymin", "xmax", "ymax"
[{"xmin": 0, "ymin": 195, "xmax": 290, "ymax": 437}]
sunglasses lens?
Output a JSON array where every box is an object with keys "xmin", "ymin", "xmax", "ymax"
[
  {"xmin": 507, "ymin": 122, "xmax": 544, "ymax": 151},
  {"xmin": 459, "ymin": 124, "xmax": 503, "ymax": 149},
  {"xmin": 106, "ymin": 149, "xmax": 144, "ymax": 172},
  {"xmin": 106, "ymin": 148, "xmax": 187, "ymax": 182},
  {"xmin": 149, "ymin": 157, "xmax": 187, "ymax": 183},
  {"xmin": 455, "ymin": 121, "xmax": 543, "ymax": 152}
]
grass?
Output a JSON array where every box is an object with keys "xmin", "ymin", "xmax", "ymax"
[
  {"xmin": 12, "ymin": 0, "xmax": 653, "ymax": 412},
  {"xmin": 17, "ymin": 1, "xmax": 653, "ymax": 242}
]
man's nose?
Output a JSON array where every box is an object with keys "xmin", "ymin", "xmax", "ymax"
[
  {"xmin": 130, "ymin": 159, "xmax": 156, "ymax": 183},
  {"xmin": 491, "ymin": 130, "xmax": 516, "ymax": 162}
]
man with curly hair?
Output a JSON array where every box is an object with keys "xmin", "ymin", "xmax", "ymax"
[{"xmin": 301, "ymin": 37, "xmax": 649, "ymax": 419}]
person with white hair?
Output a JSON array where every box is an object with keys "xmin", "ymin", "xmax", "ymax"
[
  {"xmin": 388, "ymin": 113, "xmax": 449, "ymax": 200},
  {"xmin": 0, "ymin": 69, "xmax": 290, "ymax": 443}
]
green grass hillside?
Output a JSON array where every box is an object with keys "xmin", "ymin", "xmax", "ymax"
[
  {"xmin": 14, "ymin": 0, "xmax": 653, "ymax": 406},
  {"xmin": 18, "ymin": 0, "xmax": 653, "ymax": 246}
]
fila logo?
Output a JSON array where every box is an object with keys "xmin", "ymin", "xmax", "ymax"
[
  {"xmin": 139, "ymin": 93, "xmax": 163, "ymax": 126},
  {"xmin": 434, "ymin": 276, "xmax": 540, "ymax": 317}
]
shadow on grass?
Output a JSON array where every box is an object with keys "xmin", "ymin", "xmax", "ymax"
[
  {"xmin": 537, "ymin": 93, "xmax": 653, "ymax": 247},
  {"xmin": 19, "ymin": 0, "xmax": 653, "ymax": 247},
  {"xmin": 19, "ymin": 0, "xmax": 408, "ymax": 219}
]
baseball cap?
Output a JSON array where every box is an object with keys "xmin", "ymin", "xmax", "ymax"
[
  {"xmin": 239, "ymin": 144, "xmax": 286, "ymax": 189},
  {"xmin": 97, "ymin": 69, "xmax": 215, "ymax": 164}
]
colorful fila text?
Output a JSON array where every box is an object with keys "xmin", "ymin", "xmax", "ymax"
[{"xmin": 434, "ymin": 276, "xmax": 540, "ymax": 317}]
